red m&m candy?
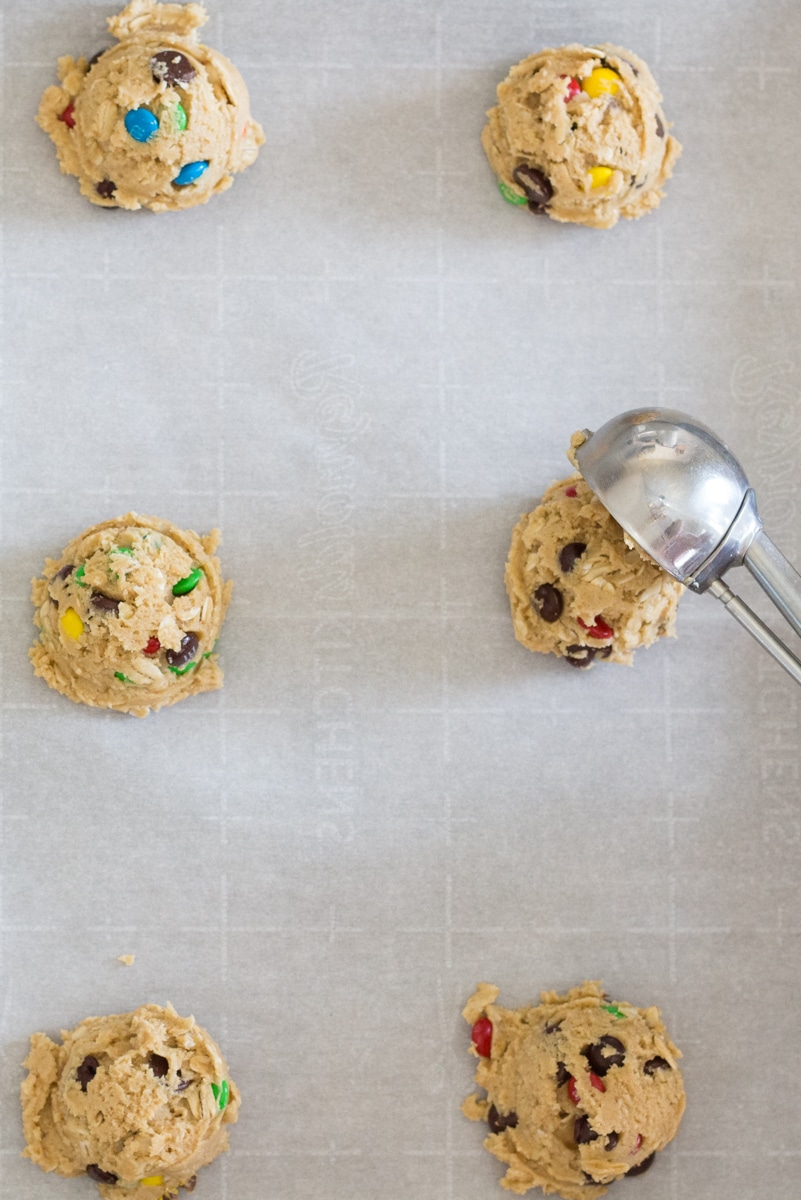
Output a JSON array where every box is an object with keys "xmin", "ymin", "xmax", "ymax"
[
  {"xmin": 577, "ymin": 616, "xmax": 614, "ymax": 639},
  {"xmin": 471, "ymin": 1016, "xmax": 493, "ymax": 1057}
]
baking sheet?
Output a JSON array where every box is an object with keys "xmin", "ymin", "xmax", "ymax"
[{"xmin": 2, "ymin": 1, "xmax": 801, "ymax": 1197}]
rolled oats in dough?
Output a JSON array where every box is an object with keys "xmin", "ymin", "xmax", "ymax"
[
  {"xmin": 21, "ymin": 1003, "xmax": 240, "ymax": 1200},
  {"xmin": 36, "ymin": 0, "xmax": 264, "ymax": 211},
  {"xmin": 506, "ymin": 441, "xmax": 682, "ymax": 667},
  {"xmin": 30, "ymin": 513, "xmax": 231, "ymax": 716},
  {"xmin": 483, "ymin": 43, "xmax": 680, "ymax": 228},
  {"xmin": 462, "ymin": 981, "xmax": 685, "ymax": 1199}
]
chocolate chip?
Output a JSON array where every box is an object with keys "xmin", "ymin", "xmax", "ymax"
[
  {"xmin": 151, "ymin": 50, "xmax": 197, "ymax": 86},
  {"xmin": 655, "ymin": 114, "xmax": 665, "ymax": 138},
  {"xmin": 87, "ymin": 49, "xmax": 109, "ymax": 67},
  {"xmin": 165, "ymin": 632, "xmax": 199, "ymax": 669},
  {"xmin": 643, "ymin": 1056, "xmax": 671, "ymax": 1075},
  {"xmin": 175, "ymin": 1070, "xmax": 191, "ymax": 1092},
  {"xmin": 583, "ymin": 1035, "xmax": 625, "ymax": 1076},
  {"xmin": 512, "ymin": 164, "xmax": 553, "ymax": 211},
  {"xmin": 555, "ymin": 1061, "xmax": 570, "ymax": 1087},
  {"xmin": 574, "ymin": 1115, "xmax": 599, "ymax": 1144},
  {"xmin": 76, "ymin": 1055, "xmax": 99, "ymax": 1091},
  {"xmin": 184, "ymin": 1178, "xmax": 198, "ymax": 1193},
  {"xmin": 626, "ymin": 1152, "xmax": 655, "ymax": 1177},
  {"xmin": 149, "ymin": 1052, "xmax": 169, "ymax": 1078},
  {"xmin": 96, "ymin": 180, "xmax": 116, "ymax": 198},
  {"xmin": 487, "ymin": 1104, "xmax": 519, "ymax": 1133},
  {"xmin": 91, "ymin": 591, "xmax": 119, "ymax": 615},
  {"xmin": 86, "ymin": 1164, "xmax": 119, "ymax": 1184},
  {"xmin": 565, "ymin": 644, "xmax": 596, "ymax": 668},
  {"xmin": 559, "ymin": 542, "xmax": 587, "ymax": 573},
  {"xmin": 605, "ymin": 1131, "xmax": 619, "ymax": 1151},
  {"xmin": 598, "ymin": 645, "xmax": 612, "ymax": 659},
  {"xmin": 55, "ymin": 564, "xmax": 74, "ymax": 581},
  {"xmin": 544, "ymin": 1020, "xmax": 562, "ymax": 1034},
  {"xmin": 532, "ymin": 583, "xmax": 563, "ymax": 623},
  {"xmin": 583, "ymin": 1172, "xmax": 600, "ymax": 1184}
]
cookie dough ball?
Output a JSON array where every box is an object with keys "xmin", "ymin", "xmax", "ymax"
[
  {"xmin": 30, "ymin": 513, "xmax": 231, "ymax": 716},
  {"xmin": 36, "ymin": 0, "xmax": 264, "ymax": 211},
  {"xmin": 506, "ymin": 472, "xmax": 682, "ymax": 668},
  {"xmin": 21, "ymin": 1003, "xmax": 239, "ymax": 1200},
  {"xmin": 483, "ymin": 44, "xmax": 680, "ymax": 229},
  {"xmin": 462, "ymin": 982, "xmax": 685, "ymax": 1199}
]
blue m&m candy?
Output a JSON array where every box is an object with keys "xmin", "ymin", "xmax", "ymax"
[
  {"xmin": 124, "ymin": 107, "xmax": 159, "ymax": 142},
  {"xmin": 173, "ymin": 160, "xmax": 210, "ymax": 186}
]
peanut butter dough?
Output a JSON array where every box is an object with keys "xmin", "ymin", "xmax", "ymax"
[
  {"xmin": 482, "ymin": 43, "xmax": 680, "ymax": 228},
  {"xmin": 36, "ymin": 0, "xmax": 264, "ymax": 211},
  {"xmin": 506, "ymin": 461, "xmax": 682, "ymax": 668},
  {"xmin": 462, "ymin": 982, "xmax": 685, "ymax": 1199},
  {"xmin": 30, "ymin": 513, "xmax": 231, "ymax": 716},
  {"xmin": 21, "ymin": 1003, "xmax": 239, "ymax": 1200}
]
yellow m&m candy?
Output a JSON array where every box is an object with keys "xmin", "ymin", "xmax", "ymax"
[
  {"xmin": 588, "ymin": 166, "xmax": 614, "ymax": 189},
  {"xmin": 59, "ymin": 607, "xmax": 84, "ymax": 640},
  {"xmin": 140, "ymin": 1178, "xmax": 164, "ymax": 1187},
  {"xmin": 582, "ymin": 67, "xmax": 621, "ymax": 98}
]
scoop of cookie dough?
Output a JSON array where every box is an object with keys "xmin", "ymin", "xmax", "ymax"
[
  {"xmin": 30, "ymin": 513, "xmax": 231, "ymax": 716},
  {"xmin": 21, "ymin": 1003, "xmax": 239, "ymax": 1200},
  {"xmin": 462, "ymin": 981, "xmax": 685, "ymax": 1199},
  {"xmin": 483, "ymin": 43, "xmax": 680, "ymax": 228},
  {"xmin": 506, "ymin": 464, "xmax": 682, "ymax": 668},
  {"xmin": 36, "ymin": 0, "xmax": 264, "ymax": 211}
]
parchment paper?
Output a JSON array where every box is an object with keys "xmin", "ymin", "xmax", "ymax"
[{"xmin": 2, "ymin": 2, "xmax": 800, "ymax": 1197}]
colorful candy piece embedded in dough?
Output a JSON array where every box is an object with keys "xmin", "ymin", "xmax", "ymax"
[
  {"xmin": 172, "ymin": 567, "xmax": 203, "ymax": 595},
  {"xmin": 174, "ymin": 160, "xmax": 209, "ymax": 187},
  {"xmin": 124, "ymin": 107, "xmax": 159, "ymax": 143},
  {"xmin": 471, "ymin": 1017, "xmax": 493, "ymax": 1057},
  {"xmin": 60, "ymin": 608, "xmax": 84, "ymax": 640},
  {"xmin": 211, "ymin": 1079, "xmax": 229, "ymax": 1110},
  {"xmin": 588, "ymin": 166, "xmax": 614, "ymax": 189},
  {"xmin": 58, "ymin": 103, "xmax": 76, "ymax": 128},
  {"xmin": 582, "ymin": 66, "xmax": 621, "ymax": 98},
  {"xmin": 141, "ymin": 1177, "xmax": 164, "ymax": 1187},
  {"xmin": 578, "ymin": 615, "xmax": 614, "ymax": 639},
  {"xmin": 498, "ymin": 179, "xmax": 527, "ymax": 206},
  {"xmin": 560, "ymin": 74, "xmax": 581, "ymax": 101}
]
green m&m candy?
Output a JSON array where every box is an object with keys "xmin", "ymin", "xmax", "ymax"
[
  {"xmin": 172, "ymin": 567, "xmax": 203, "ymax": 596},
  {"xmin": 498, "ymin": 179, "xmax": 527, "ymax": 206},
  {"xmin": 211, "ymin": 1079, "xmax": 229, "ymax": 1110}
]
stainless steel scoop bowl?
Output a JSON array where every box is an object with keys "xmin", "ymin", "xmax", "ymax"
[{"xmin": 574, "ymin": 408, "xmax": 801, "ymax": 685}]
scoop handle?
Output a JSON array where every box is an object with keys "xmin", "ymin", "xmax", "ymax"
[
  {"xmin": 708, "ymin": 579, "xmax": 801, "ymax": 686},
  {"xmin": 743, "ymin": 529, "xmax": 801, "ymax": 641}
]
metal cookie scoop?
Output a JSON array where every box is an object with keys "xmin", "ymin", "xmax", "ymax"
[{"xmin": 574, "ymin": 408, "xmax": 801, "ymax": 685}]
